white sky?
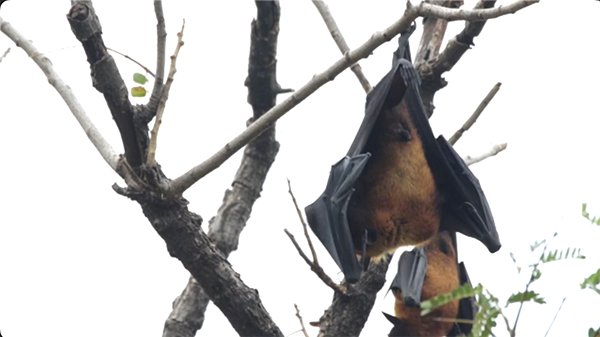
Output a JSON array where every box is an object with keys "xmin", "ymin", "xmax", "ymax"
[{"xmin": 1, "ymin": 1, "xmax": 599, "ymax": 336}]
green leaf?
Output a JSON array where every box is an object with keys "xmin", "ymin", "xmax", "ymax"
[
  {"xmin": 581, "ymin": 268, "xmax": 600, "ymax": 295},
  {"xmin": 131, "ymin": 86, "xmax": 147, "ymax": 97},
  {"xmin": 133, "ymin": 72, "xmax": 148, "ymax": 84},
  {"xmin": 420, "ymin": 283, "xmax": 479, "ymax": 316},
  {"xmin": 582, "ymin": 202, "xmax": 600, "ymax": 225},
  {"xmin": 471, "ymin": 289, "xmax": 501, "ymax": 337},
  {"xmin": 506, "ymin": 290, "xmax": 546, "ymax": 305},
  {"xmin": 541, "ymin": 247, "xmax": 585, "ymax": 263}
]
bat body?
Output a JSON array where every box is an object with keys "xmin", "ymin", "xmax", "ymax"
[
  {"xmin": 305, "ymin": 25, "xmax": 500, "ymax": 282},
  {"xmin": 385, "ymin": 231, "xmax": 475, "ymax": 337}
]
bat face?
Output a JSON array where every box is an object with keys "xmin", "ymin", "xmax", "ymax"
[
  {"xmin": 389, "ymin": 232, "xmax": 460, "ymax": 337},
  {"xmin": 348, "ymin": 99, "xmax": 441, "ymax": 258}
]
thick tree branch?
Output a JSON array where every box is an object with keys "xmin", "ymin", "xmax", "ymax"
[
  {"xmin": 68, "ymin": 1, "xmax": 147, "ymax": 169},
  {"xmin": 0, "ymin": 17, "xmax": 119, "ymax": 171},
  {"xmin": 316, "ymin": 257, "xmax": 391, "ymax": 337},
  {"xmin": 167, "ymin": 0, "xmax": 536, "ymax": 195},
  {"xmin": 163, "ymin": 2, "xmax": 282, "ymax": 336},
  {"xmin": 311, "ymin": 0, "xmax": 371, "ymax": 93},
  {"xmin": 415, "ymin": 0, "xmax": 463, "ymax": 65},
  {"xmin": 113, "ymin": 186, "xmax": 283, "ymax": 337}
]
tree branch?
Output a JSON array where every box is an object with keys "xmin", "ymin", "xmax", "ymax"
[
  {"xmin": 0, "ymin": 17, "xmax": 119, "ymax": 171},
  {"xmin": 167, "ymin": 0, "xmax": 537, "ymax": 195},
  {"xmin": 449, "ymin": 82, "xmax": 501, "ymax": 145},
  {"xmin": 68, "ymin": 1, "xmax": 147, "ymax": 169},
  {"xmin": 464, "ymin": 143, "xmax": 507, "ymax": 166},
  {"xmin": 163, "ymin": 2, "xmax": 282, "ymax": 336},
  {"xmin": 147, "ymin": 20, "xmax": 185, "ymax": 166},
  {"xmin": 311, "ymin": 0, "xmax": 371, "ymax": 93},
  {"xmin": 147, "ymin": 0, "xmax": 167, "ymax": 116}
]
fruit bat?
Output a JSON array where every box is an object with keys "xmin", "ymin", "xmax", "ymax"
[
  {"xmin": 304, "ymin": 24, "xmax": 500, "ymax": 282},
  {"xmin": 384, "ymin": 231, "xmax": 477, "ymax": 337}
]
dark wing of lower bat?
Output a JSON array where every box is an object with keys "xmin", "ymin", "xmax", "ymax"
[
  {"xmin": 397, "ymin": 61, "xmax": 501, "ymax": 253},
  {"xmin": 304, "ymin": 25, "xmax": 416, "ymax": 282},
  {"xmin": 305, "ymin": 154, "xmax": 370, "ymax": 282},
  {"xmin": 448, "ymin": 262, "xmax": 478, "ymax": 337},
  {"xmin": 390, "ymin": 247, "xmax": 428, "ymax": 307}
]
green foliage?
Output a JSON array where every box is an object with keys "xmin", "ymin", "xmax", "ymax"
[
  {"xmin": 589, "ymin": 327, "xmax": 600, "ymax": 337},
  {"xmin": 506, "ymin": 290, "xmax": 545, "ymax": 305},
  {"xmin": 582, "ymin": 203, "xmax": 600, "ymax": 226},
  {"xmin": 133, "ymin": 72, "xmax": 149, "ymax": 85},
  {"xmin": 541, "ymin": 247, "xmax": 585, "ymax": 263},
  {"xmin": 131, "ymin": 86, "xmax": 147, "ymax": 97},
  {"xmin": 471, "ymin": 288, "xmax": 500, "ymax": 337},
  {"xmin": 420, "ymin": 283, "xmax": 478, "ymax": 316},
  {"xmin": 581, "ymin": 268, "xmax": 600, "ymax": 295}
]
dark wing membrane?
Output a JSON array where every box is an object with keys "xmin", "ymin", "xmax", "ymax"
[
  {"xmin": 390, "ymin": 247, "xmax": 428, "ymax": 306},
  {"xmin": 305, "ymin": 154, "xmax": 370, "ymax": 282},
  {"xmin": 397, "ymin": 61, "xmax": 500, "ymax": 253},
  {"xmin": 436, "ymin": 137, "xmax": 500, "ymax": 252},
  {"xmin": 448, "ymin": 262, "xmax": 478, "ymax": 337},
  {"xmin": 346, "ymin": 24, "xmax": 416, "ymax": 157}
]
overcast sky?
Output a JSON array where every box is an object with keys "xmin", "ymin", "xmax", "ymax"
[{"xmin": 1, "ymin": 1, "xmax": 599, "ymax": 336}]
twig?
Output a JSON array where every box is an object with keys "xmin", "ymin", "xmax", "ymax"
[
  {"xmin": 544, "ymin": 297, "xmax": 566, "ymax": 337},
  {"xmin": 166, "ymin": 0, "xmax": 537, "ymax": 195},
  {"xmin": 147, "ymin": 20, "xmax": 185, "ymax": 166},
  {"xmin": 148, "ymin": 0, "xmax": 166, "ymax": 115},
  {"xmin": 311, "ymin": 0, "xmax": 371, "ymax": 93},
  {"xmin": 0, "ymin": 17, "xmax": 119, "ymax": 171},
  {"xmin": 294, "ymin": 304, "xmax": 311, "ymax": 337},
  {"xmin": 106, "ymin": 47, "xmax": 156, "ymax": 78},
  {"xmin": 285, "ymin": 229, "xmax": 346, "ymax": 295},
  {"xmin": 287, "ymin": 179, "xmax": 319, "ymax": 263},
  {"xmin": 464, "ymin": 143, "xmax": 507, "ymax": 166},
  {"xmin": 449, "ymin": 82, "xmax": 501, "ymax": 145},
  {"xmin": 0, "ymin": 47, "xmax": 10, "ymax": 63}
]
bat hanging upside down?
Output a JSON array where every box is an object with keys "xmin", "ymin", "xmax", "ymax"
[
  {"xmin": 384, "ymin": 231, "xmax": 476, "ymax": 337},
  {"xmin": 305, "ymin": 24, "xmax": 500, "ymax": 282}
]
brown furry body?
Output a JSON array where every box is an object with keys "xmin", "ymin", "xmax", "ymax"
[
  {"xmin": 348, "ymin": 100, "xmax": 440, "ymax": 257},
  {"xmin": 391, "ymin": 232, "xmax": 460, "ymax": 337}
]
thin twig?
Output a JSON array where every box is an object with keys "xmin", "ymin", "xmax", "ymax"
[
  {"xmin": 166, "ymin": 0, "xmax": 536, "ymax": 195},
  {"xmin": 543, "ymin": 297, "xmax": 566, "ymax": 337},
  {"xmin": 106, "ymin": 47, "xmax": 156, "ymax": 78},
  {"xmin": 147, "ymin": 20, "xmax": 185, "ymax": 166},
  {"xmin": 294, "ymin": 304, "xmax": 311, "ymax": 337},
  {"xmin": 0, "ymin": 17, "xmax": 119, "ymax": 171},
  {"xmin": 449, "ymin": 82, "xmax": 501, "ymax": 145},
  {"xmin": 311, "ymin": 0, "xmax": 371, "ymax": 93},
  {"xmin": 287, "ymin": 179, "xmax": 319, "ymax": 263},
  {"xmin": 284, "ymin": 229, "xmax": 347, "ymax": 295},
  {"xmin": 0, "ymin": 47, "xmax": 10, "ymax": 63},
  {"xmin": 464, "ymin": 143, "xmax": 507, "ymax": 166}
]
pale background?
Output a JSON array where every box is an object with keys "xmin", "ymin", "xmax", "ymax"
[{"xmin": 0, "ymin": 1, "xmax": 599, "ymax": 336}]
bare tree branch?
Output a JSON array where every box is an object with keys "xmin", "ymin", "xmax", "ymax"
[
  {"xmin": 147, "ymin": 0, "xmax": 167, "ymax": 115},
  {"xmin": 0, "ymin": 17, "xmax": 119, "ymax": 171},
  {"xmin": 167, "ymin": 0, "xmax": 537, "ymax": 195},
  {"xmin": 415, "ymin": 0, "xmax": 463, "ymax": 65},
  {"xmin": 147, "ymin": 20, "xmax": 185, "ymax": 166},
  {"xmin": 311, "ymin": 0, "xmax": 371, "ymax": 93},
  {"xmin": 294, "ymin": 304, "xmax": 311, "ymax": 337},
  {"xmin": 449, "ymin": 82, "xmax": 501, "ymax": 145},
  {"xmin": 464, "ymin": 143, "xmax": 507, "ymax": 166},
  {"xmin": 163, "ymin": 2, "xmax": 282, "ymax": 336},
  {"xmin": 0, "ymin": 47, "xmax": 10, "ymax": 63},
  {"xmin": 288, "ymin": 179, "xmax": 319, "ymax": 263}
]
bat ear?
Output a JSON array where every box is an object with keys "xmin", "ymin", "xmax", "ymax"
[{"xmin": 382, "ymin": 312, "xmax": 402, "ymax": 325}]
